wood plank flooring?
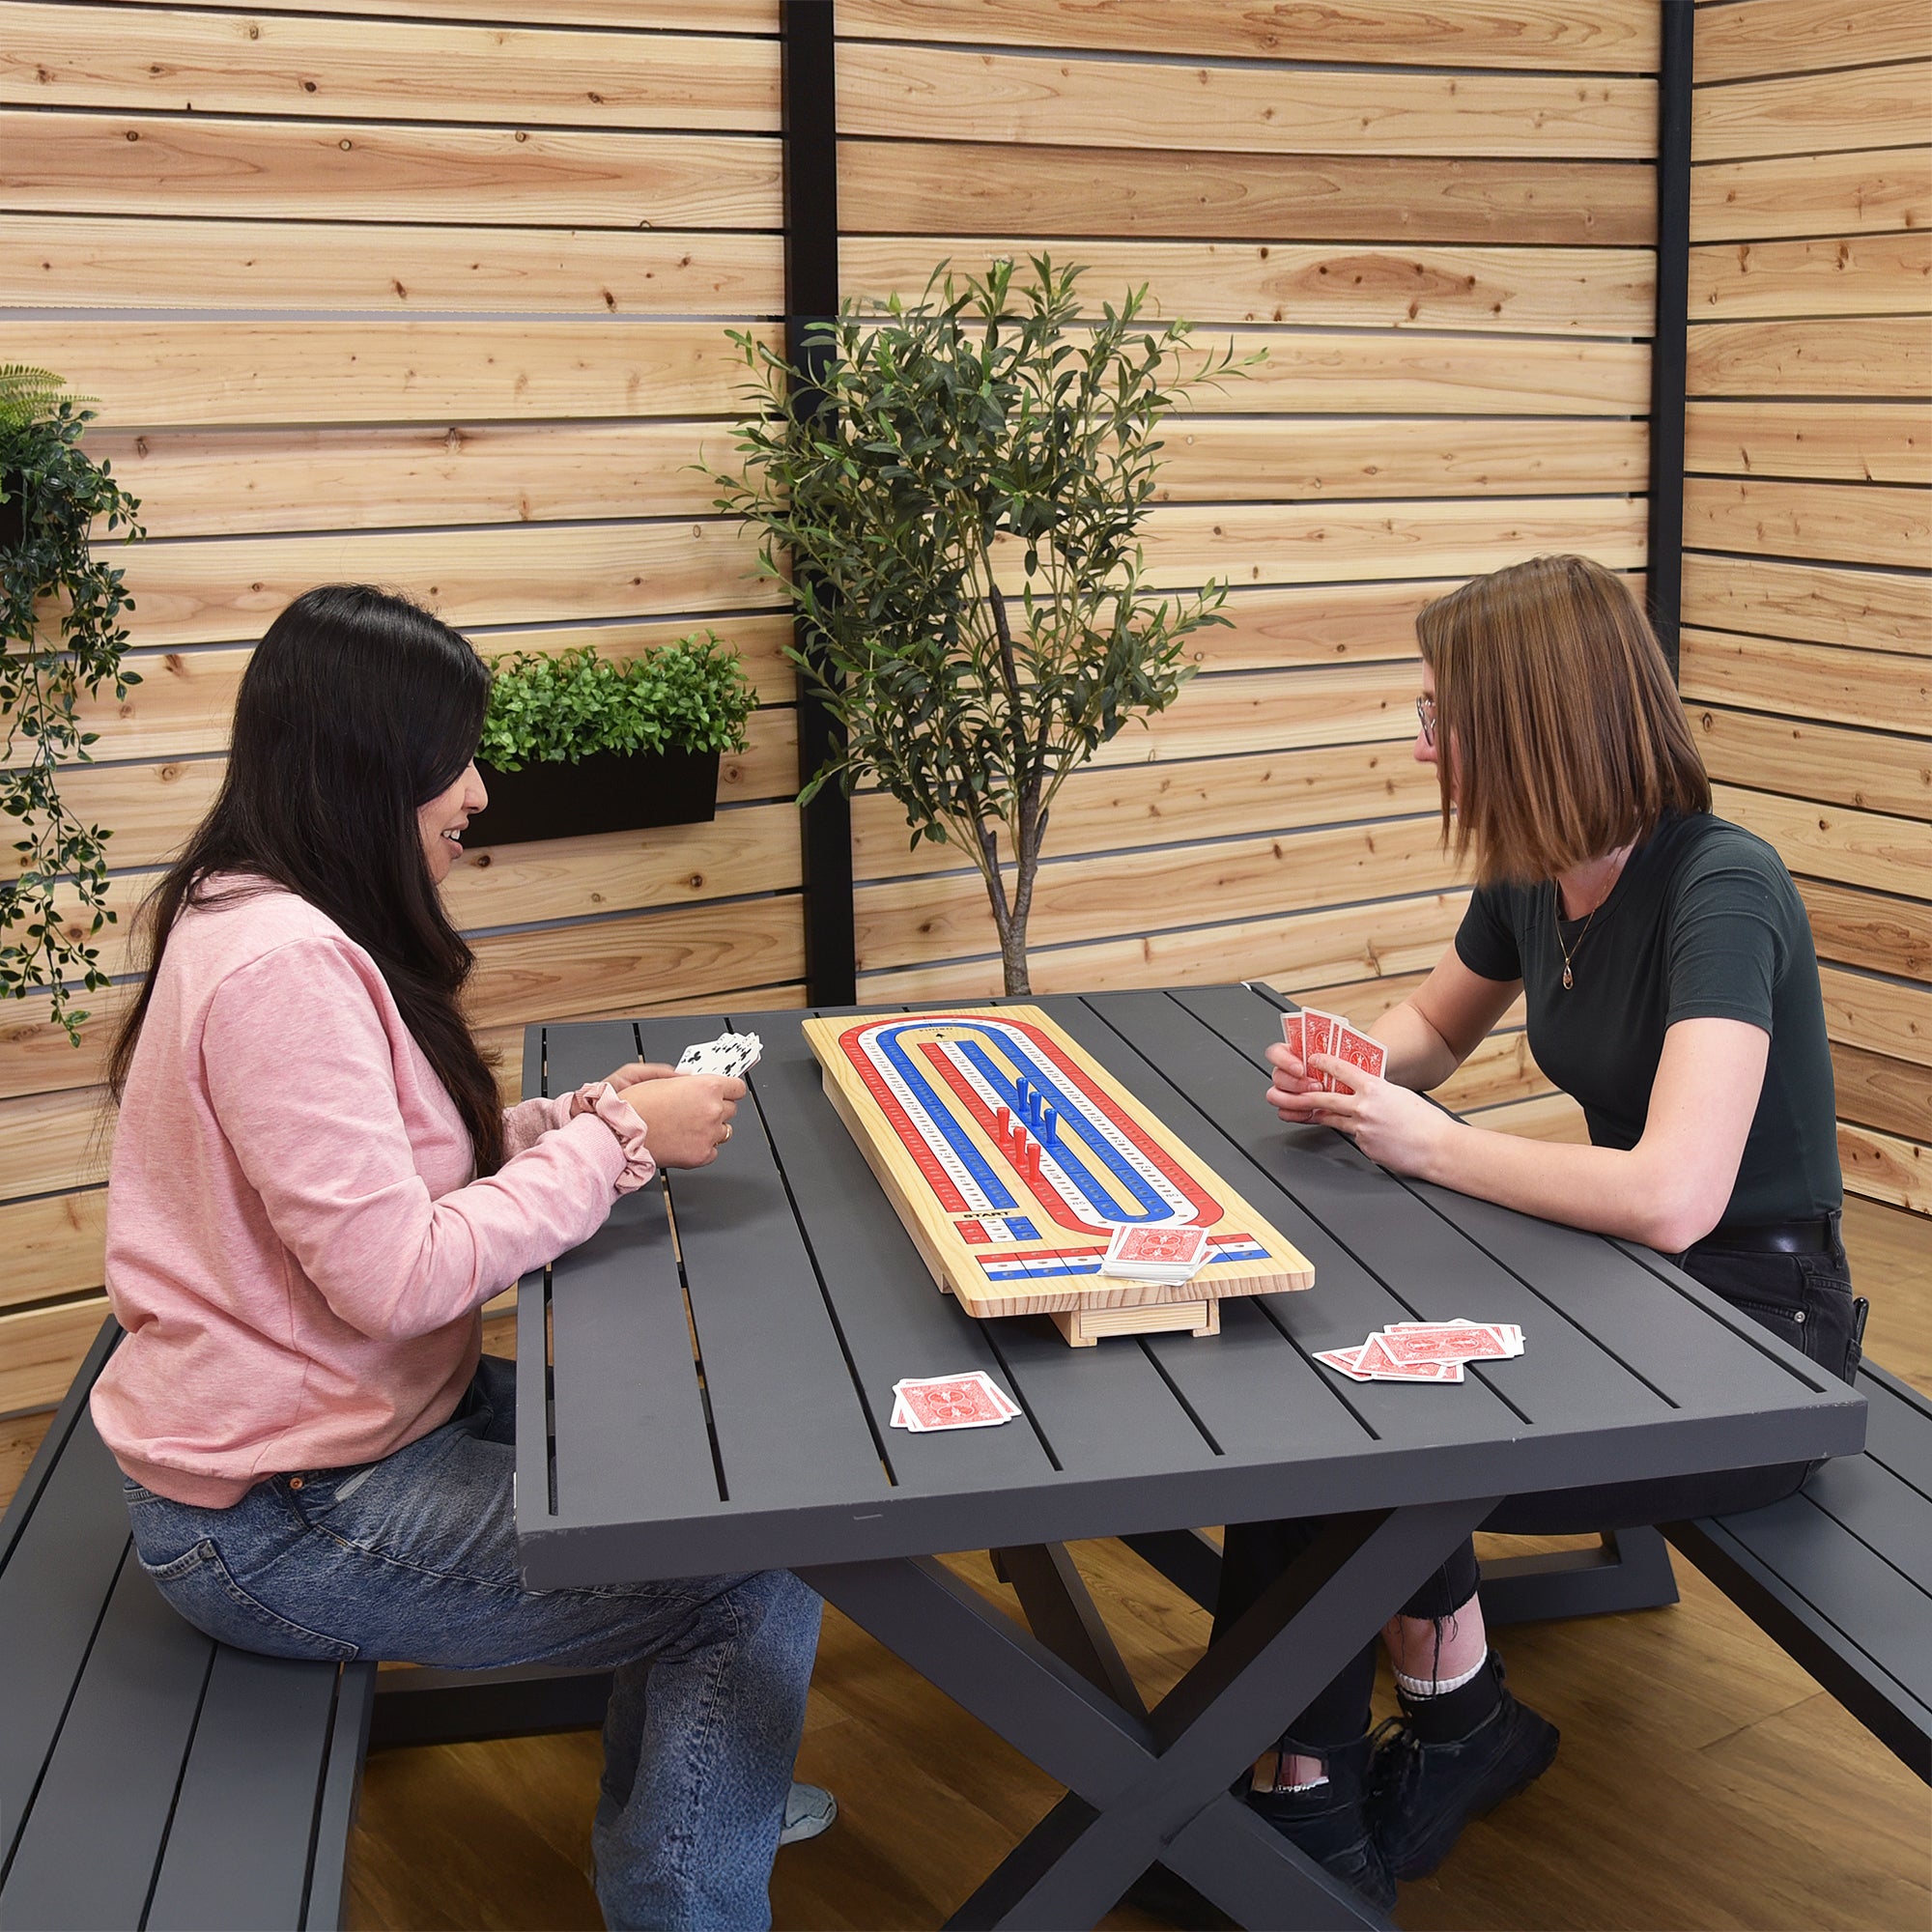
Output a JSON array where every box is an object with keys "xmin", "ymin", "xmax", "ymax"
[{"xmin": 342, "ymin": 1194, "xmax": 1931, "ymax": 1932}]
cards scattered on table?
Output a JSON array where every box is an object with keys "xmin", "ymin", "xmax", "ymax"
[
  {"xmin": 1099, "ymin": 1222, "xmax": 1210, "ymax": 1285},
  {"xmin": 677, "ymin": 1031, "xmax": 762, "ymax": 1078},
  {"xmin": 1282, "ymin": 1009, "xmax": 1386, "ymax": 1090},
  {"xmin": 1316, "ymin": 1319, "xmax": 1523, "ymax": 1384},
  {"xmin": 890, "ymin": 1371, "xmax": 1021, "ymax": 1432}
]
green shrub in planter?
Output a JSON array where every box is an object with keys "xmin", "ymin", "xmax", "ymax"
[
  {"xmin": 470, "ymin": 633, "xmax": 757, "ymax": 846},
  {"xmin": 0, "ymin": 365, "xmax": 143, "ymax": 1043}
]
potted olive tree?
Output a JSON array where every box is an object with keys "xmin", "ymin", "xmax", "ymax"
[
  {"xmin": 715, "ymin": 257, "xmax": 1247, "ymax": 994},
  {"xmin": 468, "ymin": 632, "xmax": 757, "ymax": 846},
  {"xmin": 0, "ymin": 366, "xmax": 144, "ymax": 1044}
]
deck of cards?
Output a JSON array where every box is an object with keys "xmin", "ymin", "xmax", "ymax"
[
  {"xmin": 890, "ymin": 1371, "xmax": 1021, "ymax": 1432},
  {"xmin": 676, "ymin": 1031, "xmax": 762, "ymax": 1078},
  {"xmin": 1316, "ymin": 1318, "xmax": 1523, "ymax": 1383},
  {"xmin": 1099, "ymin": 1222, "xmax": 1210, "ymax": 1286},
  {"xmin": 1284, "ymin": 1008, "xmax": 1386, "ymax": 1091}
]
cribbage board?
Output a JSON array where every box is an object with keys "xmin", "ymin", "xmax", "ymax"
[{"xmin": 804, "ymin": 1007, "xmax": 1314, "ymax": 1346}]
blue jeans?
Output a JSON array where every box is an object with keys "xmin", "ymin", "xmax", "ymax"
[{"xmin": 121, "ymin": 1354, "xmax": 820, "ymax": 1932}]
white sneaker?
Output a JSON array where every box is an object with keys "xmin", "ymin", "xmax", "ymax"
[{"xmin": 779, "ymin": 1779, "xmax": 838, "ymax": 1847}]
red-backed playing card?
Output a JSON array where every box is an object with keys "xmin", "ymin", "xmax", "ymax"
[
  {"xmin": 1280, "ymin": 1009, "xmax": 1306, "ymax": 1071},
  {"xmin": 1378, "ymin": 1323, "xmax": 1511, "ymax": 1366},
  {"xmin": 1301, "ymin": 1009, "xmax": 1342, "ymax": 1092},
  {"xmin": 1108, "ymin": 1225, "xmax": 1209, "ymax": 1267},
  {"xmin": 895, "ymin": 1373, "xmax": 1017, "ymax": 1431},
  {"xmin": 1331, "ymin": 1021, "xmax": 1388, "ymax": 1084}
]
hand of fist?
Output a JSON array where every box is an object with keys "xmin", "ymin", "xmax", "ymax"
[{"xmin": 614, "ymin": 1073, "xmax": 745, "ymax": 1168}]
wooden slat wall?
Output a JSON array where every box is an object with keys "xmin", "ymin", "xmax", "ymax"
[
  {"xmin": 835, "ymin": 0, "xmax": 1655, "ymax": 1131},
  {"xmin": 1684, "ymin": 0, "xmax": 1932, "ymax": 1216},
  {"xmin": 0, "ymin": 0, "xmax": 803, "ymax": 1416}
]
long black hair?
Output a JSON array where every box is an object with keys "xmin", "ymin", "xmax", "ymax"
[{"xmin": 107, "ymin": 584, "xmax": 506, "ymax": 1174}]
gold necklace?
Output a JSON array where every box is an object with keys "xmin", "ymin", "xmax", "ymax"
[{"xmin": 1553, "ymin": 889, "xmax": 1600, "ymax": 991}]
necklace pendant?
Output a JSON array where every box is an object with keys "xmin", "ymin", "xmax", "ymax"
[{"xmin": 1562, "ymin": 963, "xmax": 1574, "ymax": 990}]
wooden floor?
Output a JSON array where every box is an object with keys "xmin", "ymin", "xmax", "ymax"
[{"xmin": 344, "ymin": 1194, "xmax": 1932, "ymax": 1932}]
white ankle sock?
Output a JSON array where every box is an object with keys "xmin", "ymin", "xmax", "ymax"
[{"xmin": 1395, "ymin": 1651, "xmax": 1487, "ymax": 1700}]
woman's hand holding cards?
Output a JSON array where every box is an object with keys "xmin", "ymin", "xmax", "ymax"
[
  {"xmin": 1301, "ymin": 1067, "xmax": 1458, "ymax": 1179},
  {"xmin": 613, "ymin": 1073, "xmax": 746, "ymax": 1168}
]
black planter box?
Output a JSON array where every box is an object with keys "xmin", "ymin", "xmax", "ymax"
[{"xmin": 469, "ymin": 747, "xmax": 721, "ymax": 847}]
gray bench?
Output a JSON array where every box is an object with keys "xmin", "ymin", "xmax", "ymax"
[
  {"xmin": 1667, "ymin": 1360, "xmax": 1932, "ymax": 1782},
  {"xmin": 0, "ymin": 1322, "xmax": 611, "ymax": 1930}
]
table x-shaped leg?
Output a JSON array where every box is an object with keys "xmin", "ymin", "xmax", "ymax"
[{"xmin": 799, "ymin": 1495, "xmax": 1495, "ymax": 1931}]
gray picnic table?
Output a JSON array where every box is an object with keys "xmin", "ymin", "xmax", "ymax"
[{"xmin": 514, "ymin": 985, "xmax": 1864, "ymax": 1932}]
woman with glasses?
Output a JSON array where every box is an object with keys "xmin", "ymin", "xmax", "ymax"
[{"xmin": 1223, "ymin": 554, "xmax": 1861, "ymax": 1910}]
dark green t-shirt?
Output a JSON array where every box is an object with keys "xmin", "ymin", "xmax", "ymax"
[{"xmin": 1454, "ymin": 811, "xmax": 1841, "ymax": 1226}]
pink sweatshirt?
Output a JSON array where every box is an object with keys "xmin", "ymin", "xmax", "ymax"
[{"xmin": 92, "ymin": 880, "xmax": 655, "ymax": 1507}]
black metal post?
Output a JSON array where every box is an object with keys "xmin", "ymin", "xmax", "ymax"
[
  {"xmin": 1647, "ymin": 0, "xmax": 1694, "ymax": 679},
  {"xmin": 781, "ymin": 0, "xmax": 857, "ymax": 1005}
]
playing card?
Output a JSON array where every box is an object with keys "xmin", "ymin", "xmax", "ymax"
[
  {"xmin": 892, "ymin": 1372, "xmax": 1019, "ymax": 1431},
  {"xmin": 1353, "ymin": 1331, "xmax": 1465, "ymax": 1380},
  {"xmin": 1390, "ymin": 1319, "xmax": 1523, "ymax": 1357},
  {"xmin": 677, "ymin": 1031, "xmax": 762, "ymax": 1078},
  {"xmin": 1300, "ymin": 1009, "xmax": 1343, "ymax": 1092},
  {"xmin": 1331, "ymin": 1021, "xmax": 1388, "ymax": 1084},
  {"xmin": 1378, "ymin": 1323, "xmax": 1510, "ymax": 1366},
  {"xmin": 1280, "ymin": 1009, "xmax": 1306, "ymax": 1069},
  {"xmin": 1314, "ymin": 1345, "xmax": 1373, "ymax": 1380},
  {"xmin": 1104, "ymin": 1224, "xmax": 1209, "ymax": 1269}
]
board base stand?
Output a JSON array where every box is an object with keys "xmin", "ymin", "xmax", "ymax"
[{"xmin": 1050, "ymin": 1297, "xmax": 1221, "ymax": 1349}]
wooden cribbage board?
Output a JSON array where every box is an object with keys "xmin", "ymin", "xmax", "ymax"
[{"xmin": 804, "ymin": 1007, "xmax": 1313, "ymax": 1346}]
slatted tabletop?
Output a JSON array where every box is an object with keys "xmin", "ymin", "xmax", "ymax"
[{"xmin": 514, "ymin": 984, "xmax": 1865, "ymax": 1591}]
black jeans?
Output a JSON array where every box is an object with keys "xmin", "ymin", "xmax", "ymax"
[{"xmin": 1213, "ymin": 1237, "xmax": 1867, "ymax": 1748}]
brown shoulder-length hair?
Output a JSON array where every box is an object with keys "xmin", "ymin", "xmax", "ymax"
[{"xmin": 1416, "ymin": 554, "xmax": 1711, "ymax": 885}]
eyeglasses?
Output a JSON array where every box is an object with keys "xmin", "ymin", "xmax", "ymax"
[{"xmin": 1415, "ymin": 695, "xmax": 1437, "ymax": 747}]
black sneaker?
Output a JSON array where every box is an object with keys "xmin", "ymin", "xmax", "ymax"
[
  {"xmin": 1368, "ymin": 1658, "xmax": 1559, "ymax": 1881},
  {"xmin": 1244, "ymin": 1733, "xmax": 1397, "ymax": 1915}
]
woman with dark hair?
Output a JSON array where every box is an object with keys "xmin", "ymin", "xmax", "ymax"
[
  {"xmin": 93, "ymin": 585, "xmax": 824, "ymax": 1931},
  {"xmin": 1224, "ymin": 555, "xmax": 1862, "ymax": 1909}
]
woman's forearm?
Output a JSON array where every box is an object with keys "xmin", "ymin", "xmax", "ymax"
[{"xmin": 1376, "ymin": 998, "xmax": 1463, "ymax": 1094}]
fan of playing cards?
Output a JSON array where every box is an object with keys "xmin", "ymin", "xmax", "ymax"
[
  {"xmin": 890, "ymin": 1371, "xmax": 1021, "ymax": 1433},
  {"xmin": 1284, "ymin": 1008, "xmax": 1386, "ymax": 1089},
  {"xmin": 676, "ymin": 1032, "xmax": 762, "ymax": 1079},
  {"xmin": 1316, "ymin": 1318, "xmax": 1523, "ymax": 1383}
]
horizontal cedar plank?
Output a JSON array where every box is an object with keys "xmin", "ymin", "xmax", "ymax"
[
  {"xmin": 1160, "ymin": 331, "xmax": 1651, "ymax": 416},
  {"xmin": 0, "ymin": 1089, "xmax": 111, "ymax": 1202},
  {"xmin": 1714, "ymin": 783, "xmax": 1932, "ymax": 901},
  {"xmin": 1690, "ymin": 148, "xmax": 1930, "ymax": 244},
  {"xmin": 80, "ymin": 421, "xmax": 755, "ymax": 539},
  {"xmin": 1691, "ymin": 61, "xmax": 1932, "ymax": 164},
  {"xmin": 1150, "ymin": 416, "xmax": 1648, "ymax": 501},
  {"xmin": 1125, "ymin": 496, "xmax": 1645, "ymax": 587},
  {"xmin": 2, "ymin": 6, "xmax": 780, "ymax": 130},
  {"xmin": 0, "ymin": 986, "xmax": 130, "ymax": 1103},
  {"xmin": 1680, "ymin": 553, "xmax": 1931, "ymax": 656},
  {"xmin": 0, "ymin": 1192, "xmax": 107, "ymax": 1310},
  {"xmin": 836, "ymin": 0, "xmax": 1660, "ymax": 71},
  {"xmin": 1691, "ymin": 0, "xmax": 1930, "ymax": 85},
  {"xmin": 33, "ymin": 619, "xmax": 796, "ymax": 766},
  {"xmin": 850, "ymin": 742, "xmax": 1439, "ymax": 882},
  {"xmin": 1679, "ymin": 630, "xmax": 1932, "ymax": 737},
  {"xmin": 1832, "ymin": 1041, "xmax": 1932, "ymax": 1145},
  {"xmin": 10, "ymin": 320, "xmax": 781, "ymax": 430},
  {"xmin": 1190, "ymin": 582, "xmax": 1436, "ymax": 674},
  {"xmin": 839, "ymin": 142, "xmax": 1655, "ymax": 247},
  {"xmin": 0, "ymin": 112, "xmax": 782, "ymax": 228},
  {"xmin": 99, "ymin": 523, "xmax": 772, "ymax": 648},
  {"xmin": 1799, "ymin": 879, "xmax": 1932, "ymax": 982},
  {"xmin": 843, "ymin": 239, "xmax": 1655, "ymax": 335},
  {"xmin": 1820, "ymin": 965, "xmax": 1932, "ymax": 1067},
  {"xmin": 855, "ymin": 816, "xmax": 1455, "ymax": 967},
  {"xmin": 837, "ymin": 43, "xmax": 1656, "ymax": 159},
  {"xmin": 121, "ymin": 0, "xmax": 778, "ymax": 28},
  {"xmin": 1687, "ymin": 233, "xmax": 1932, "ymax": 323},
  {"xmin": 464, "ymin": 896, "xmax": 805, "ymax": 1030},
  {"xmin": 1683, "ymin": 401, "xmax": 1931, "ymax": 486},
  {"xmin": 855, "ymin": 890, "xmax": 1470, "ymax": 1007},
  {"xmin": 446, "ymin": 805, "xmax": 800, "ymax": 931},
  {"xmin": 1682, "ymin": 476, "xmax": 1932, "ymax": 570},
  {"xmin": 1687, "ymin": 319, "xmax": 1932, "ymax": 401},
  {"xmin": 1, "ymin": 216, "xmax": 782, "ymax": 316},
  {"xmin": 1686, "ymin": 703, "xmax": 1932, "ymax": 822},
  {"xmin": 1285, "ymin": 971, "xmax": 1528, "ymax": 1034},
  {"xmin": 1838, "ymin": 1119, "xmax": 1930, "ymax": 1214},
  {"xmin": 1463, "ymin": 1091, "xmax": 1591, "ymax": 1144},
  {"xmin": 1089, "ymin": 663, "xmax": 1422, "ymax": 767},
  {"xmin": 0, "ymin": 1297, "xmax": 110, "ymax": 1417}
]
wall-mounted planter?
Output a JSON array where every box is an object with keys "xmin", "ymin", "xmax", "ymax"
[
  {"xmin": 469, "ymin": 747, "xmax": 721, "ymax": 848},
  {"xmin": 0, "ymin": 470, "xmax": 23, "ymax": 555}
]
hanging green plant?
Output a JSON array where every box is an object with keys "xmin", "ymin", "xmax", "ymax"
[{"xmin": 0, "ymin": 366, "xmax": 144, "ymax": 1044}]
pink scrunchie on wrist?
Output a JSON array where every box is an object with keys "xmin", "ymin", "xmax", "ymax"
[{"xmin": 567, "ymin": 1082, "xmax": 658, "ymax": 1194}]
